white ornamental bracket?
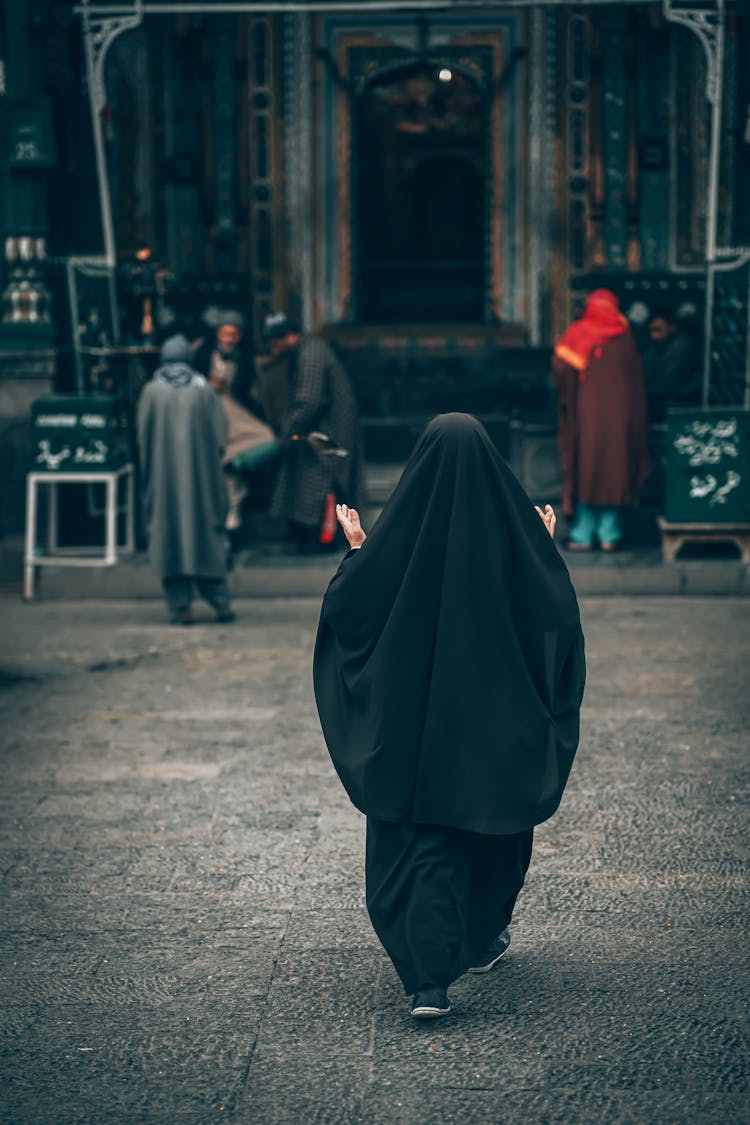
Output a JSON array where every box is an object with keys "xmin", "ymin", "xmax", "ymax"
[{"xmin": 81, "ymin": 0, "xmax": 144, "ymax": 270}]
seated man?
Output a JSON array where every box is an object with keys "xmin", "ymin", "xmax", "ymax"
[
  {"xmin": 194, "ymin": 311, "xmax": 279, "ymax": 531},
  {"xmin": 642, "ymin": 305, "xmax": 701, "ymax": 422}
]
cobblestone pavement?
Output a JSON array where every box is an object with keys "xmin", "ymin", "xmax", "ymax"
[{"xmin": 0, "ymin": 595, "xmax": 748, "ymax": 1124}]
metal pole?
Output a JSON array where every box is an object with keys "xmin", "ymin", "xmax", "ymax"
[
  {"xmin": 745, "ymin": 265, "xmax": 750, "ymax": 410},
  {"xmin": 704, "ymin": 3, "xmax": 725, "ymax": 267},
  {"xmin": 66, "ymin": 259, "xmax": 85, "ymax": 393},
  {"xmin": 663, "ymin": 0, "xmax": 725, "ymax": 407},
  {"xmin": 81, "ymin": 1, "xmax": 116, "ymax": 269},
  {"xmin": 703, "ymin": 2, "xmax": 725, "ymax": 406},
  {"xmin": 106, "ymin": 473, "xmax": 117, "ymax": 564},
  {"xmin": 24, "ymin": 475, "xmax": 38, "ymax": 601},
  {"xmin": 76, "ymin": 0, "xmax": 649, "ymax": 12},
  {"xmin": 702, "ymin": 265, "xmax": 715, "ymax": 406}
]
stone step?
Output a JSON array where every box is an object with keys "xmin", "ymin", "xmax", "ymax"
[
  {"xmin": 4, "ymin": 464, "xmax": 749, "ymax": 599},
  {"xmin": 4, "ymin": 538, "xmax": 747, "ymax": 600},
  {"xmin": 365, "ymin": 463, "xmax": 404, "ymax": 506}
]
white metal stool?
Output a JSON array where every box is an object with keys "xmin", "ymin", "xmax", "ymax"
[{"xmin": 24, "ymin": 463, "xmax": 135, "ymax": 600}]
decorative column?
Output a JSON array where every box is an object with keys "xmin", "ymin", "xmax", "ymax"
[
  {"xmin": 562, "ymin": 10, "xmax": 594, "ymax": 318},
  {"xmin": 248, "ymin": 15, "xmax": 283, "ymax": 342},
  {"xmin": 600, "ymin": 8, "xmax": 629, "ymax": 271},
  {"xmin": 587, "ymin": 21, "xmax": 606, "ymax": 271},
  {"xmin": 211, "ymin": 17, "xmax": 238, "ymax": 274},
  {"xmin": 636, "ymin": 8, "xmax": 671, "ymax": 270},
  {"xmin": 283, "ymin": 13, "xmax": 314, "ymax": 331},
  {"xmin": 528, "ymin": 7, "xmax": 556, "ymax": 345},
  {"xmin": 625, "ymin": 16, "xmax": 641, "ymax": 272},
  {"xmin": 164, "ymin": 22, "xmax": 204, "ymax": 277}
]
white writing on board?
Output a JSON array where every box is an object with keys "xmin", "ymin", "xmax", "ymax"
[
  {"xmin": 36, "ymin": 414, "xmax": 77, "ymax": 427},
  {"xmin": 673, "ymin": 419, "xmax": 738, "ymax": 467},
  {"xmin": 36, "ymin": 440, "xmax": 110, "ymax": 470},
  {"xmin": 689, "ymin": 470, "xmax": 741, "ymax": 506},
  {"xmin": 36, "ymin": 441, "xmax": 71, "ymax": 471},
  {"xmin": 36, "ymin": 413, "xmax": 108, "ymax": 428},
  {"xmin": 73, "ymin": 441, "xmax": 108, "ymax": 464},
  {"xmin": 14, "ymin": 140, "xmax": 41, "ymax": 162}
]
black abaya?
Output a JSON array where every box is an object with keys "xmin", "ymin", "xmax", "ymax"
[
  {"xmin": 314, "ymin": 413, "xmax": 585, "ymax": 835},
  {"xmin": 366, "ymin": 820, "xmax": 533, "ymax": 994},
  {"xmin": 313, "ymin": 413, "xmax": 586, "ymax": 995}
]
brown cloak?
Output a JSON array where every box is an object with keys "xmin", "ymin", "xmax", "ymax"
[{"xmin": 553, "ymin": 330, "xmax": 650, "ymax": 515}]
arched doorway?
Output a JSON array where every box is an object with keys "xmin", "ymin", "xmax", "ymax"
[{"xmin": 355, "ymin": 63, "xmax": 487, "ymax": 324}]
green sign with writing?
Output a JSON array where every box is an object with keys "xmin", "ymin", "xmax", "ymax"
[{"xmin": 666, "ymin": 409, "xmax": 750, "ymax": 523}]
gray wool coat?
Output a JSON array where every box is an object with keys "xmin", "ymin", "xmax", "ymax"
[{"xmin": 137, "ymin": 381, "xmax": 229, "ymax": 579}]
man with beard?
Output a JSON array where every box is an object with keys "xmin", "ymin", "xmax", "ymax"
[
  {"xmin": 641, "ymin": 305, "xmax": 701, "ymax": 422},
  {"xmin": 194, "ymin": 311, "xmax": 279, "ymax": 532}
]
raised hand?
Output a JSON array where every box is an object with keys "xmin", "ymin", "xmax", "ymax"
[
  {"xmin": 534, "ymin": 503, "xmax": 557, "ymax": 539},
  {"xmin": 336, "ymin": 503, "xmax": 367, "ymax": 549}
]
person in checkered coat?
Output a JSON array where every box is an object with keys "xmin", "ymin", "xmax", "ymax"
[{"xmin": 264, "ymin": 312, "xmax": 363, "ymax": 548}]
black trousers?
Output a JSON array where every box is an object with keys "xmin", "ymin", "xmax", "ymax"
[
  {"xmin": 365, "ymin": 818, "xmax": 533, "ymax": 995},
  {"xmin": 162, "ymin": 575, "xmax": 231, "ymax": 614}
]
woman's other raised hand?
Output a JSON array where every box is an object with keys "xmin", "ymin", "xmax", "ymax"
[
  {"xmin": 336, "ymin": 504, "xmax": 367, "ymax": 549},
  {"xmin": 534, "ymin": 504, "xmax": 557, "ymax": 539}
]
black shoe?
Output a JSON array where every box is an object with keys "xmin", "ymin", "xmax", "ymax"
[
  {"xmin": 215, "ymin": 608, "xmax": 236, "ymax": 624},
  {"xmin": 169, "ymin": 608, "xmax": 194, "ymax": 626},
  {"xmin": 467, "ymin": 928, "xmax": 511, "ymax": 974},
  {"xmin": 410, "ymin": 986, "xmax": 451, "ymax": 1019}
]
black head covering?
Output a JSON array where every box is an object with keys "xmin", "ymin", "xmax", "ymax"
[{"xmin": 313, "ymin": 413, "xmax": 585, "ymax": 835}]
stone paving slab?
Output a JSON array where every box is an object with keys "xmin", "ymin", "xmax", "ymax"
[
  {"xmin": 359, "ymin": 1087, "xmax": 749, "ymax": 1125},
  {"xmin": 0, "ymin": 595, "xmax": 748, "ymax": 1123}
]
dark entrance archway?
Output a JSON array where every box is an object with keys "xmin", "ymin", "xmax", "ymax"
[{"xmin": 355, "ymin": 63, "xmax": 487, "ymax": 324}]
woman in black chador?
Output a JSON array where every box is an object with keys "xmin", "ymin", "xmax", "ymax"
[{"xmin": 313, "ymin": 414, "xmax": 585, "ymax": 1019}]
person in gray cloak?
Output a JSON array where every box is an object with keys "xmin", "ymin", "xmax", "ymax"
[
  {"xmin": 137, "ymin": 334, "xmax": 235, "ymax": 624},
  {"xmin": 260, "ymin": 311, "xmax": 362, "ymax": 551}
]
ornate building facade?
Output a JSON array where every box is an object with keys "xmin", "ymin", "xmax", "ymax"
[
  {"xmin": 0, "ymin": 1, "xmax": 748, "ymax": 528},
  {"xmin": 87, "ymin": 5, "xmax": 746, "ymax": 332}
]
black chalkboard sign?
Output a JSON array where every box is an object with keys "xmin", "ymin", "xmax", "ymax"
[
  {"xmin": 666, "ymin": 409, "xmax": 750, "ymax": 523},
  {"xmin": 30, "ymin": 395, "xmax": 129, "ymax": 472}
]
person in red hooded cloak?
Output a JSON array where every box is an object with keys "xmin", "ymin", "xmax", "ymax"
[{"xmin": 552, "ymin": 289, "xmax": 650, "ymax": 551}]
